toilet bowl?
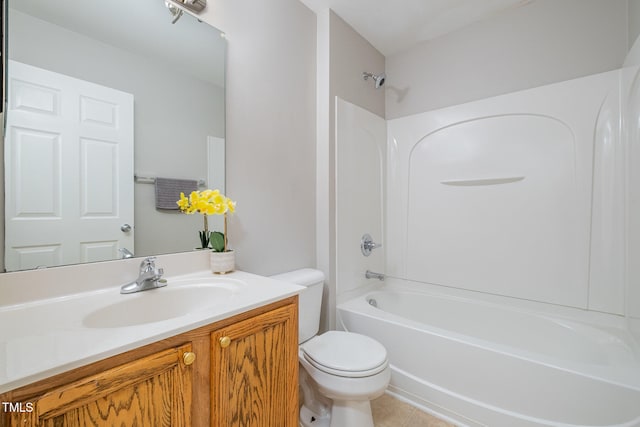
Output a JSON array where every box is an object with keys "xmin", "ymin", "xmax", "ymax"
[
  {"xmin": 299, "ymin": 331, "xmax": 391, "ymax": 427},
  {"xmin": 270, "ymin": 269, "xmax": 391, "ymax": 427}
]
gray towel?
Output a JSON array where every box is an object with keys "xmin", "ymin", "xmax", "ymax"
[{"xmin": 155, "ymin": 177, "xmax": 198, "ymax": 210}]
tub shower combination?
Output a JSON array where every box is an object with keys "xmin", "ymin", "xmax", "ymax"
[
  {"xmin": 339, "ymin": 283, "xmax": 640, "ymax": 426},
  {"xmin": 335, "ymin": 54, "xmax": 640, "ymax": 426}
]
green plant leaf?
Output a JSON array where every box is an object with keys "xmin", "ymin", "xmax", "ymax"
[{"xmin": 210, "ymin": 231, "xmax": 225, "ymax": 252}]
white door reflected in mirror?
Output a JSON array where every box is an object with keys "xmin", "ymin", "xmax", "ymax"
[{"xmin": 4, "ymin": 61, "xmax": 134, "ymax": 271}]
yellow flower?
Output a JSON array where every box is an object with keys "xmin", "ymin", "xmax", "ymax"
[
  {"xmin": 176, "ymin": 189, "xmax": 235, "ymax": 217},
  {"xmin": 226, "ymin": 198, "xmax": 236, "ymax": 213},
  {"xmin": 177, "ymin": 192, "xmax": 190, "ymax": 209},
  {"xmin": 176, "ymin": 188, "xmax": 236, "ymax": 251}
]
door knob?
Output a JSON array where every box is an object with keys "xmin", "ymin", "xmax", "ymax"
[
  {"xmin": 219, "ymin": 336, "xmax": 231, "ymax": 348},
  {"xmin": 121, "ymin": 223, "xmax": 132, "ymax": 232}
]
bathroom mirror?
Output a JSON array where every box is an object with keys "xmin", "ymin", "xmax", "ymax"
[{"xmin": 1, "ymin": 0, "xmax": 226, "ymax": 272}]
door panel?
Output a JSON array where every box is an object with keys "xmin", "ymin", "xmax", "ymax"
[{"xmin": 4, "ymin": 60, "xmax": 134, "ymax": 271}]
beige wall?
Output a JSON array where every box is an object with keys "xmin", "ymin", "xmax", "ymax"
[
  {"xmin": 386, "ymin": 0, "xmax": 629, "ymax": 118},
  {"xmin": 202, "ymin": 0, "xmax": 317, "ymax": 276},
  {"xmin": 329, "ymin": 12, "xmax": 386, "ymax": 119}
]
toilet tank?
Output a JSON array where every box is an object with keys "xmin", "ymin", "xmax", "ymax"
[{"xmin": 270, "ymin": 268, "xmax": 324, "ymax": 344}]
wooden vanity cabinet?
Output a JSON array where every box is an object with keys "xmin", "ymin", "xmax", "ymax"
[
  {"xmin": 211, "ymin": 302, "xmax": 298, "ymax": 426},
  {"xmin": 0, "ymin": 296, "xmax": 298, "ymax": 427},
  {"xmin": 4, "ymin": 344, "xmax": 194, "ymax": 427}
]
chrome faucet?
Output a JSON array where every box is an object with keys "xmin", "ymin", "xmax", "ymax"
[
  {"xmin": 119, "ymin": 248, "xmax": 134, "ymax": 259},
  {"xmin": 120, "ymin": 257, "xmax": 166, "ymax": 294}
]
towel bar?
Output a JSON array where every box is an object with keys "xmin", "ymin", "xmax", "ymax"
[{"xmin": 134, "ymin": 175, "xmax": 206, "ymax": 186}]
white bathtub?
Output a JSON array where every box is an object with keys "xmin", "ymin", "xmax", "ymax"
[{"xmin": 337, "ymin": 281, "xmax": 640, "ymax": 427}]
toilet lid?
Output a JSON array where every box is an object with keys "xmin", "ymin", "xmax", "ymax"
[{"xmin": 301, "ymin": 331, "xmax": 388, "ymax": 378}]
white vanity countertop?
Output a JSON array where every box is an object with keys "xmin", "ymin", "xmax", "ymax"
[{"xmin": 0, "ymin": 269, "xmax": 302, "ymax": 393}]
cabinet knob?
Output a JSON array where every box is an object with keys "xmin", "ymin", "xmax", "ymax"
[
  {"xmin": 219, "ymin": 336, "xmax": 231, "ymax": 348},
  {"xmin": 183, "ymin": 352, "xmax": 196, "ymax": 366}
]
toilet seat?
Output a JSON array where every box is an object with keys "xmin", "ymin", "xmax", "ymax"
[{"xmin": 301, "ymin": 331, "xmax": 388, "ymax": 378}]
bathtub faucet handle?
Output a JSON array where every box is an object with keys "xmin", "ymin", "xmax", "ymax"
[{"xmin": 361, "ymin": 233, "xmax": 382, "ymax": 256}]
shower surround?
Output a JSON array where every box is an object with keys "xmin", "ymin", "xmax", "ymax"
[
  {"xmin": 386, "ymin": 69, "xmax": 621, "ymax": 313},
  {"xmin": 334, "ymin": 40, "xmax": 640, "ymax": 425}
]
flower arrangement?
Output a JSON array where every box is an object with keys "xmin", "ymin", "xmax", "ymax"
[{"xmin": 177, "ymin": 189, "xmax": 236, "ymax": 251}]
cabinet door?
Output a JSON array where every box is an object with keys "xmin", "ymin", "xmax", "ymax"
[
  {"xmin": 211, "ymin": 303, "xmax": 298, "ymax": 427},
  {"xmin": 8, "ymin": 343, "xmax": 194, "ymax": 427}
]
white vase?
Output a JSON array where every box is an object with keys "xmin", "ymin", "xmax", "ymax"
[{"xmin": 210, "ymin": 250, "xmax": 235, "ymax": 274}]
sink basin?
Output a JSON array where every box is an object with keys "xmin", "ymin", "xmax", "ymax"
[{"xmin": 83, "ymin": 280, "xmax": 242, "ymax": 328}]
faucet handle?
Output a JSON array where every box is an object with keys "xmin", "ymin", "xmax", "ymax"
[
  {"xmin": 139, "ymin": 256, "xmax": 157, "ymax": 271},
  {"xmin": 361, "ymin": 234, "xmax": 382, "ymax": 256}
]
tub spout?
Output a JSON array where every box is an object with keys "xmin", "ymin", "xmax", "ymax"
[{"xmin": 365, "ymin": 270, "xmax": 385, "ymax": 281}]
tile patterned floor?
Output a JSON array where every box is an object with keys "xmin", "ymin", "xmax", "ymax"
[{"xmin": 371, "ymin": 393, "xmax": 456, "ymax": 427}]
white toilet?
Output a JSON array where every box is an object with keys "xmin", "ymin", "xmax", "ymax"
[{"xmin": 271, "ymin": 269, "xmax": 391, "ymax": 427}]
